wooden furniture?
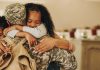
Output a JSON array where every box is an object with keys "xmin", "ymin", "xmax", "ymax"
[{"xmin": 81, "ymin": 39, "xmax": 100, "ymax": 70}]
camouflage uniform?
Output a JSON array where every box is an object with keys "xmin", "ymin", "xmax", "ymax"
[
  {"xmin": 25, "ymin": 37, "xmax": 77, "ymax": 70},
  {"xmin": 1, "ymin": 36, "xmax": 77, "ymax": 70},
  {"xmin": 4, "ymin": 3, "xmax": 77, "ymax": 70}
]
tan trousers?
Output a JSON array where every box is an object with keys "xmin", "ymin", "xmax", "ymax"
[{"xmin": 0, "ymin": 37, "xmax": 36, "ymax": 70}]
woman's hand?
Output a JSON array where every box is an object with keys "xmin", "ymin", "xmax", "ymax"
[
  {"xmin": 68, "ymin": 42, "xmax": 75, "ymax": 52},
  {"xmin": 34, "ymin": 36, "xmax": 75, "ymax": 53},
  {"xmin": 34, "ymin": 37, "xmax": 56, "ymax": 53},
  {"xmin": 0, "ymin": 42, "xmax": 10, "ymax": 53}
]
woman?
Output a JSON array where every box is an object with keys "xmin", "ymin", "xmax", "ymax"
[{"xmin": 24, "ymin": 3, "xmax": 77, "ymax": 70}]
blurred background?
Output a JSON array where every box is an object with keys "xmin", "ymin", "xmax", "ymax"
[{"xmin": 0, "ymin": 0, "xmax": 100, "ymax": 31}]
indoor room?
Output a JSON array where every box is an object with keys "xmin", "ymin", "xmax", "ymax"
[{"xmin": 0, "ymin": 0, "xmax": 100, "ymax": 70}]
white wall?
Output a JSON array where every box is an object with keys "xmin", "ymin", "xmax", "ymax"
[
  {"xmin": 44, "ymin": 0, "xmax": 100, "ymax": 31},
  {"xmin": 0, "ymin": 0, "xmax": 100, "ymax": 31}
]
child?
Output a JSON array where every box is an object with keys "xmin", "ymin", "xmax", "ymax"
[
  {"xmin": 4, "ymin": 3, "xmax": 77, "ymax": 70},
  {"xmin": 0, "ymin": 16, "xmax": 10, "ymax": 53},
  {"xmin": 0, "ymin": 16, "xmax": 10, "ymax": 38}
]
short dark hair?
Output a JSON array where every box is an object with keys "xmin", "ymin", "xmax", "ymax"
[
  {"xmin": 25, "ymin": 3, "xmax": 55, "ymax": 37},
  {"xmin": 0, "ymin": 16, "xmax": 10, "ymax": 29}
]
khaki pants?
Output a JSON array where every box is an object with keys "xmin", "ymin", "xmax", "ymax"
[{"xmin": 0, "ymin": 37, "xmax": 36, "ymax": 70}]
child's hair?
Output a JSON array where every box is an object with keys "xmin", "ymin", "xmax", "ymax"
[
  {"xmin": 0, "ymin": 16, "xmax": 10, "ymax": 30},
  {"xmin": 4, "ymin": 3, "xmax": 26, "ymax": 25},
  {"xmin": 25, "ymin": 3, "xmax": 55, "ymax": 37}
]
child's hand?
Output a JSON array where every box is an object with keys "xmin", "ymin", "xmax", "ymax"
[{"xmin": 25, "ymin": 33, "xmax": 36, "ymax": 47}]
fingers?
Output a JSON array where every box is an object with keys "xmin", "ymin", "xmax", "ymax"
[
  {"xmin": 34, "ymin": 42, "xmax": 47, "ymax": 53},
  {"xmin": 34, "ymin": 38, "xmax": 54, "ymax": 53},
  {"xmin": 0, "ymin": 46, "xmax": 10, "ymax": 53},
  {"xmin": 34, "ymin": 42, "xmax": 52, "ymax": 53},
  {"xmin": 28, "ymin": 40, "xmax": 34, "ymax": 48},
  {"xmin": 68, "ymin": 43, "xmax": 75, "ymax": 52},
  {"xmin": 27, "ymin": 37, "xmax": 36, "ymax": 47},
  {"xmin": 0, "ymin": 42, "xmax": 6, "ymax": 52},
  {"xmin": 0, "ymin": 41, "xmax": 11, "ymax": 52},
  {"xmin": 38, "ymin": 47, "xmax": 47, "ymax": 53},
  {"xmin": 5, "ymin": 47, "xmax": 10, "ymax": 52},
  {"xmin": 34, "ymin": 42, "xmax": 44, "ymax": 51}
]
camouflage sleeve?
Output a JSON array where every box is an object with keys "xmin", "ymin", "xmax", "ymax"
[{"xmin": 50, "ymin": 48, "xmax": 77, "ymax": 70}]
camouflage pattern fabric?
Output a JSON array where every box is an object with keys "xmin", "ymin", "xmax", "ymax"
[
  {"xmin": 50, "ymin": 48, "xmax": 77, "ymax": 70},
  {"xmin": 3, "ymin": 3, "xmax": 77, "ymax": 70},
  {"xmin": 25, "ymin": 38, "xmax": 77, "ymax": 70},
  {"xmin": 28, "ymin": 47, "xmax": 77, "ymax": 70},
  {"xmin": 4, "ymin": 3, "xmax": 26, "ymax": 25},
  {"xmin": 1, "ymin": 36, "xmax": 77, "ymax": 70}
]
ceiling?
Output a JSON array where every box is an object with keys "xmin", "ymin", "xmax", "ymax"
[
  {"xmin": 0, "ymin": 0, "xmax": 46, "ymax": 4},
  {"xmin": 0, "ymin": 0, "xmax": 47, "ymax": 16}
]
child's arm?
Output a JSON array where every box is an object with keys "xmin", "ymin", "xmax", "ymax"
[
  {"xmin": 4, "ymin": 24, "xmax": 47, "ymax": 38},
  {"xmin": 16, "ymin": 31, "xmax": 36, "ymax": 47},
  {"xmin": 7, "ymin": 30, "xmax": 36, "ymax": 47},
  {"xmin": 6, "ymin": 30, "xmax": 19, "ymax": 38},
  {"xmin": 3, "ymin": 25, "xmax": 23, "ymax": 36},
  {"xmin": 4, "ymin": 26, "xmax": 36, "ymax": 47},
  {"xmin": 23, "ymin": 24, "xmax": 47, "ymax": 38}
]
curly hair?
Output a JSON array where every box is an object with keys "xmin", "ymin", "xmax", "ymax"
[{"xmin": 25, "ymin": 3, "xmax": 55, "ymax": 37}]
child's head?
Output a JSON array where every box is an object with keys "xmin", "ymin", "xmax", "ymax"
[
  {"xmin": 26, "ymin": 10, "xmax": 41, "ymax": 27},
  {"xmin": 25, "ymin": 3, "xmax": 41, "ymax": 27},
  {"xmin": 25, "ymin": 3, "xmax": 55, "ymax": 37},
  {"xmin": 0, "ymin": 16, "xmax": 9, "ymax": 36},
  {"xmin": 4, "ymin": 3, "xmax": 26, "ymax": 25}
]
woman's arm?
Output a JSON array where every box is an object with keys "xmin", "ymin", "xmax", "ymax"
[
  {"xmin": 54, "ymin": 34, "xmax": 74, "ymax": 50},
  {"xmin": 34, "ymin": 34, "xmax": 74, "ymax": 53}
]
